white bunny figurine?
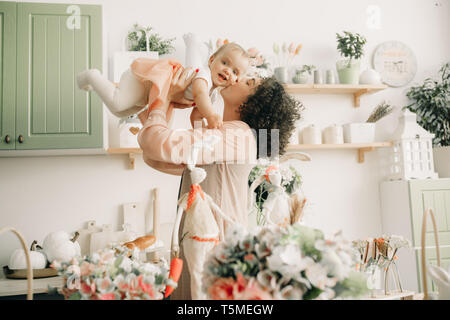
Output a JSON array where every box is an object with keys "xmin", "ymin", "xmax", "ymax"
[
  {"xmin": 427, "ymin": 264, "xmax": 450, "ymax": 300},
  {"xmin": 170, "ymin": 136, "xmax": 235, "ymax": 300}
]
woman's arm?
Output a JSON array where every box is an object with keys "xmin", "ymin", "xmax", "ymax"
[{"xmin": 137, "ymin": 68, "xmax": 257, "ymax": 167}]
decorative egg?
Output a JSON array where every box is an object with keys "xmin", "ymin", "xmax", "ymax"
[{"xmin": 359, "ymin": 68, "xmax": 381, "ymax": 85}]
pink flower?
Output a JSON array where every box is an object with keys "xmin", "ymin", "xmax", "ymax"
[
  {"xmin": 98, "ymin": 292, "xmax": 116, "ymax": 300},
  {"xmin": 209, "ymin": 274, "xmax": 273, "ymax": 300},
  {"xmin": 80, "ymin": 261, "xmax": 95, "ymax": 276},
  {"xmin": 209, "ymin": 278, "xmax": 236, "ymax": 300},
  {"xmin": 137, "ymin": 275, "xmax": 155, "ymax": 299},
  {"xmin": 235, "ymin": 278, "xmax": 272, "ymax": 300},
  {"xmin": 244, "ymin": 254, "xmax": 256, "ymax": 262},
  {"xmin": 80, "ymin": 280, "xmax": 96, "ymax": 296}
]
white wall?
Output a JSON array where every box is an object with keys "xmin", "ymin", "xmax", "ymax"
[{"xmin": 1, "ymin": 0, "xmax": 449, "ymax": 268}]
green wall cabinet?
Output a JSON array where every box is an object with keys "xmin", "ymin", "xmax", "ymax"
[
  {"xmin": 380, "ymin": 178, "xmax": 450, "ymax": 294},
  {"xmin": 0, "ymin": 2, "xmax": 103, "ymax": 150}
]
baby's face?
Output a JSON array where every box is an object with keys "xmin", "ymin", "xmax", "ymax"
[{"xmin": 209, "ymin": 48, "xmax": 249, "ymax": 87}]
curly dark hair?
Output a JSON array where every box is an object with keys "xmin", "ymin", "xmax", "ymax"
[{"xmin": 239, "ymin": 76, "xmax": 304, "ymax": 158}]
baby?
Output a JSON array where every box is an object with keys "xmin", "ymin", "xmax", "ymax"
[{"xmin": 77, "ymin": 33, "xmax": 250, "ymax": 129}]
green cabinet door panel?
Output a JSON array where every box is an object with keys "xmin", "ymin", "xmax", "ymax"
[
  {"xmin": 409, "ymin": 179, "xmax": 450, "ymax": 248},
  {"xmin": 16, "ymin": 3, "xmax": 103, "ymax": 149},
  {"xmin": 0, "ymin": 2, "xmax": 16, "ymax": 150}
]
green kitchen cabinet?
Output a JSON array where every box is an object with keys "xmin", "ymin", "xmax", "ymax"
[
  {"xmin": 0, "ymin": 2, "xmax": 103, "ymax": 150},
  {"xmin": 0, "ymin": 2, "xmax": 16, "ymax": 150},
  {"xmin": 380, "ymin": 178, "xmax": 450, "ymax": 293}
]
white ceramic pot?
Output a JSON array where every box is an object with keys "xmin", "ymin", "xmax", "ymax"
[
  {"xmin": 302, "ymin": 125, "xmax": 322, "ymax": 144},
  {"xmin": 359, "ymin": 68, "xmax": 382, "ymax": 85},
  {"xmin": 343, "ymin": 123, "xmax": 376, "ymax": 143},
  {"xmin": 322, "ymin": 124, "xmax": 344, "ymax": 144},
  {"xmin": 119, "ymin": 117, "xmax": 142, "ymax": 148},
  {"xmin": 433, "ymin": 146, "xmax": 450, "ymax": 178}
]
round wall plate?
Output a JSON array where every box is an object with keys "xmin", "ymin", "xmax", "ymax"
[{"xmin": 373, "ymin": 41, "xmax": 417, "ymax": 87}]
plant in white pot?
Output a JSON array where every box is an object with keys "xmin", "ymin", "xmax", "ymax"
[
  {"xmin": 292, "ymin": 65, "xmax": 315, "ymax": 84},
  {"xmin": 336, "ymin": 31, "xmax": 367, "ymax": 85},
  {"xmin": 113, "ymin": 24, "xmax": 176, "ymax": 82},
  {"xmin": 404, "ymin": 62, "xmax": 450, "ymax": 178},
  {"xmin": 344, "ymin": 101, "xmax": 394, "ymax": 143}
]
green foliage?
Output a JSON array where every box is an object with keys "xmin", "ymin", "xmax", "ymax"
[
  {"xmin": 404, "ymin": 62, "xmax": 450, "ymax": 147},
  {"xmin": 296, "ymin": 65, "xmax": 316, "ymax": 75},
  {"xmin": 333, "ymin": 270, "xmax": 370, "ymax": 298},
  {"xmin": 336, "ymin": 31, "xmax": 367, "ymax": 61},
  {"xmin": 366, "ymin": 101, "xmax": 394, "ymax": 123},
  {"xmin": 127, "ymin": 24, "xmax": 175, "ymax": 55}
]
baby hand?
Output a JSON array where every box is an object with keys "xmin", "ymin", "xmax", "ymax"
[{"xmin": 206, "ymin": 113, "xmax": 223, "ymax": 129}]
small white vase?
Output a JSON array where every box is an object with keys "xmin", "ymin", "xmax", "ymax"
[{"xmin": 302, "ymin": 125, "xmax": 322, "ymax": 144}]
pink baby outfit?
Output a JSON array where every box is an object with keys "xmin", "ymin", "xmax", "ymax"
[{"xmin": 130, "ymin": 58, "xmax": 182, "ymax": 113}]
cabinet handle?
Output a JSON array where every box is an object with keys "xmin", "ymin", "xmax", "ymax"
[
  {"xmin": 18, "ymin": 135, "xmax": 24, "ymax": 143},
  {"xmin": 4, "ymin": 135, "xmax": 11, "ymax": 144}
]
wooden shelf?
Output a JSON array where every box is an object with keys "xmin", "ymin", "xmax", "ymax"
[
  {"xmin": 283, "ymin": 84, "xmax": 388, "ymax": 107},
  {"xmin": 107, "ymin": 148, "xmax": 142, "ymax": 169},
  {"xmin": 286, "ymin": 142, "xmax": 393, "ymax": 163},
  {"xmin": 108, "ymin": 142, "xmax": 393, "ymax": 168}
]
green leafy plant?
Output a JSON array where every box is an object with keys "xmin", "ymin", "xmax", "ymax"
[
  {"xmin": 295, "ymin": 64, "xmax": 316, "ymax": 75},
  {"xmin": 127, "ymin": 24, "xmax": 175, "ymax": 55},
  {"xmin": 366, "ymin": 101, "xmax": 394, "ymax": 123},
  {"xmin": 404, "ymin": 62, "xmax": 450, "ymax": 147},
  {"xmin": 336, "ymin": 31, "xmax": 367, "ymax": 66}
]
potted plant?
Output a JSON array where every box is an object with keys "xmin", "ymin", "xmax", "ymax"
[
  {"xmin": 404, "ymin": 62, "xmax": 450, "ymax": 177},
  {"xmin": 344, "ymin": 101, "xmax": 394, "ymax": 143},
  {"xmin": 292, "ymin": 65, "xmax": 315, "ymax": 84},
  {"xmin": 126, "ymin": 24, "xmax": 175, "ymax": 55},
  {"xmin": 113, "ymin": 24, "xmax": 176, "ymax": 82},
  {"xmin": 336, "ymin": 31, "xmax": 367, "ymax": 84}
]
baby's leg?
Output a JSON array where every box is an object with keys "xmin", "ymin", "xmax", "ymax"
[{"xmin": 77, "ymin": 69, "xmax": 150, "ymax": 118}]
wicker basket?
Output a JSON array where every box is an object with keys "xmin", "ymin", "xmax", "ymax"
[
  {"xmin": 420, "ymin": 208, "xmax": 441, "ymax": 300},
  {"xmin": 0, "ymin": 227, "xmax": 33, "ymax": 300}
]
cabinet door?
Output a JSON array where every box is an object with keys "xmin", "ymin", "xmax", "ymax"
[
  {"xmin": 0, "ymin": 2, "xmax": 16, "ymax": 150},
  {"xmin": 409, "ymin": 179, "xmax": 450, "ymax": 248},
  {"xmin": 16, "ymin": 3, "xmax": 103, "ymax": 149}
]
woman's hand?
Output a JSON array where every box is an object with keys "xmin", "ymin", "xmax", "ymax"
[{"xmin": 169, "ymin": 66, "xmax": 196, "ymax": 108}]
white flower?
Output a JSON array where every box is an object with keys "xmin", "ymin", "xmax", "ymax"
[
  {"xmin": 266, "ymin": 244, "xmax": 312, "ymax": 278},
  {"xmin": 257, "ymin": 270, "xmax": 278, "ymax": 290},
  {"xmin": 224, "ymin": 224, "xmax": 247, "ymax": 247},
  {"xmin": 67, "ymin": 264, "xmax": 81, "ymax": 276},
  {"xmin": 119, "ymin": 256, "xmax": 133, "ymax": 273},
  {"xmin": 273, "ymin": 285, "xmax": 304, "ymax": 300},
  {"xmin": 305, "ymin": 263, "xmax": 338, "ymax": 290},
  {"xmin": 388, "ymin": 235, "xmax": 411, "ymax": 250}
]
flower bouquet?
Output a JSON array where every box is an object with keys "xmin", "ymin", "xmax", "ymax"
[
  {"xmin": 352, "ymin": 234, "xmax": 411, "ymax": 295},
  {"xmin": 248, "ymin": 159, "xmax": 303, "ymax": 226},
  {"xmin": 50, "ymin": 246, "xmax": 172, "ymax": 300},
  {"xmin": 203, "ymin": 224, "xmax": 369, "ymax": 300}
]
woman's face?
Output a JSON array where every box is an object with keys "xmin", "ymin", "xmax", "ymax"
[{"xmin": 220, "ymin": 76, "xmax": 261, "ymax": 108}]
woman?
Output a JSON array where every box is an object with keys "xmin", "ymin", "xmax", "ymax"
[{"xmin": 137, "ymin": 67, "xmax": 303, "ymax": 299}]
